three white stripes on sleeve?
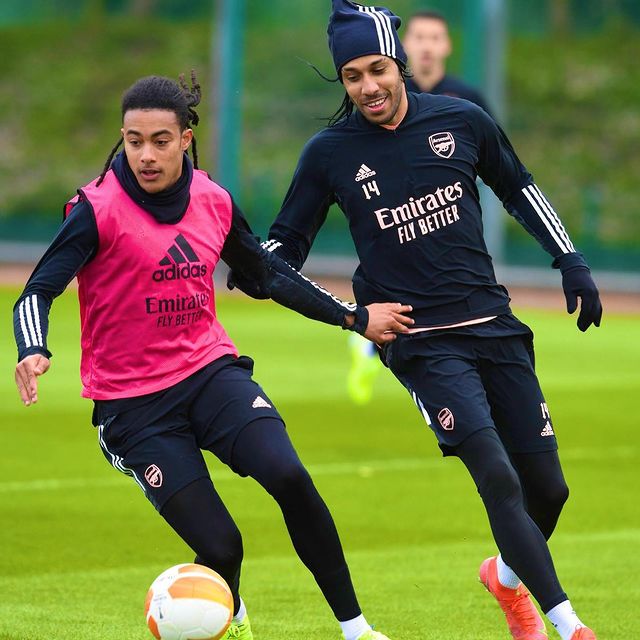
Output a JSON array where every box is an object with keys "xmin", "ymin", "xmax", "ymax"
[
  {"xmin": 18, "ymin": 294, "xmax": 44, "ymax": 349},
  {"xmin": 522, "ymin": 184, "xmax": 575, "ymax": 254},
  {"xmin": 260, "ymin": 239, "xmax": 357, "ymax": 312}
]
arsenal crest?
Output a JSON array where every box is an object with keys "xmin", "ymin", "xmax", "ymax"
[
  {"xmin": 437, "ymin": 407, "xmax": 455, "ymax": 431},
  {"xmin": 429, "ymin": 132, "xmax": 456, "ymax": 158},
  {"xmin": 145, "ymin": 464, "xmax": 163, "ymax": 487}
]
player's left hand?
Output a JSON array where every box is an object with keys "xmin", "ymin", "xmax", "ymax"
[
  {"xmin": 363, "ymin": 302, "xmax": 414, "ymax": 344},
  {"xmin": 561, "ymin": 266, "xmax": 602, "ymax": 332}
]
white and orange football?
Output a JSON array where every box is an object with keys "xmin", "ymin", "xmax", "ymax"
[{"xmin": 144, "ymin": 563, "xmax": 233, "ymax": 640}]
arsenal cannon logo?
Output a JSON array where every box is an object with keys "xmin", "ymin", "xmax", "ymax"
[
  {"xmin": 437, "ymin": 407, "xmax": 455, "ymax": 431},
  {"xmin": 145, "ymin": 464, "xmax": 163, "ymax": 488},
  {"xmin": 428, "ymin": 132, "xmax": 456, "ymax": 159}
]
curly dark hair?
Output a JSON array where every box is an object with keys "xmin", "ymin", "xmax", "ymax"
[{"xmin": 97, "ymin": 71, "xmax": 202, "ymax": 186}]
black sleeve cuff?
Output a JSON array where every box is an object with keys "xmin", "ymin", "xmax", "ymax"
[
  {"xmin": 342, "ymin": 306, "xmax": 369, "ymax": 335},
  {"xmin": 552, "ymin": 252, "xmax": 589, "ymax": 273},
  {"xmin": 18, "ymin": 346, "xmax": 52, "ymax": 362}
]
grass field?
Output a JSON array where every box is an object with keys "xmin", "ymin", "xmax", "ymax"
[{"xmin": 0, "ymin": 287, "xmax": 638, "ymax": 639}]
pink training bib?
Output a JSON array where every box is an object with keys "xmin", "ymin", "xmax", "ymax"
[{"xmin": 65, "ymin": 169, "xmax": 238, "ymax": 399}]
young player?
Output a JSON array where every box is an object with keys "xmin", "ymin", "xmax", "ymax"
[
  {"xmin": 347, "ymin": 8, "xmax": 494, "ymax": 405},
  {"xmin": 12, "ymin": 73, "xmax": 411, "ymax": 640},
  {"xmin": 234, "ymin": 2, "xmax": 602, "ymax": 639}
]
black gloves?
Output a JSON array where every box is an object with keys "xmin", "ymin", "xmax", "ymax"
[{"xmin": 552, "ymin": 253, "xmax": 602, "ymax": 332}]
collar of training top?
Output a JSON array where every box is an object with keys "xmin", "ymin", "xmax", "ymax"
[
  {"xmin": 328, "ymin": 0, "xmax": 407, "ymax": 74},
  {"xmin": 111, "ymin": 151, "xmax": 193, "ymax": 225}
]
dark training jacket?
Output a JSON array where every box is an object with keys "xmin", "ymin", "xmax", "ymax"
[{"xmin": 267, "ymin": 91, "xmax": 582, "ymax": 328}]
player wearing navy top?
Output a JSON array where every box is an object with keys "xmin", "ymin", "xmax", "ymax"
[
  {"xmin": 346, "ymin": 9, "xmax": 495, "ymax": 405},
  {"xmin": 233, "ymin": 3, "xmax": 601, "ymax": 639}
]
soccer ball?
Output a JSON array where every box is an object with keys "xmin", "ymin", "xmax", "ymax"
[{"xmin": 145, "ymin": 563, "xmax": 234, "ymax": 640}]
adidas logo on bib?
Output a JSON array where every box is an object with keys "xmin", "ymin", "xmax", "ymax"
[
  {"xmin": 252, "ymin": 396, "xmax": 272, "ymax": 409},
  {"xmin": 152, "ymin": 234, "xmax": 207, "ymax": 282}
]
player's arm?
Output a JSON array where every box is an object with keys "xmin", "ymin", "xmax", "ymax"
[
  {"xmin": 265, "ymin": 134, "xmax": 337, "ymax": 270},
  {"xmin": 221, "ymin": 200, "xmax": 413, "ymax": 343},
  {"xmin": 13, "ymin": 200, "xmax": 98, "ymax": 405},
  {"xmin": 225, "ymin": 133, "xmax": 332, "ymax": 291},
  {"xmin": 466, "ymin": 106, "xmax": 602, "ymax": 331}
]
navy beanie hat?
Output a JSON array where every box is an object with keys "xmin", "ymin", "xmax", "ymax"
[{"xmin": 328, "ymin": 0, "xmax": 407, "ymax": 74}]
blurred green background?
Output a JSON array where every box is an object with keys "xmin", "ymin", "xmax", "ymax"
[{"xmin": 1, "ymin": 0, "xmax": 639, "ymax": 271}]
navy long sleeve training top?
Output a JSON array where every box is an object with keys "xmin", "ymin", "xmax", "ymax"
[{"xmin": 268, "ymin": 91, "xmax": 582, "ymax": 328}]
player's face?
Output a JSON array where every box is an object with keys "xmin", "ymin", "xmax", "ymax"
[
  {"xmin": 121, "ymin": 109, "xmax": 193, "ymax": 194},
  {"xmin": 341, "ymin": 55, "xmax": 408, "ymax": 126},
  {"xmin": 403, "ymin": 17, "xmax": 452, "ymax": 73}
]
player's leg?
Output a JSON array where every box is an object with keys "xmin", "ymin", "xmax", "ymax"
[
  {"xmin": 510, "ymin": 449, "xmax": 569, "ymax": 540},
  {"xmin": 93, "ymin": 380, "xmax": 248, "ymax": 619},
  {"xmin": 98, "ymin": 428, "xmax": 246, "ymax": 610},
  {"xmin": 387, "ymin": 333, "xmax": 552, "ymax": 638},
  {"xmin": 232, "ymin": 419, "xmax": 362, "ymax": 618},
  {"xmin": 190, "ymin": 356, "xmax": 389, "ymax": 640},
  {"xmin": 231, "ymin": 420, "xmax": 391, "ymax": 640},
  {"xmin": 477, "ymin": 334, "xmax": 594, "ymax": 639},
  {"xmin": 481, "ymin": 332, "xmax": 570, "ymax": 540},
  {"xmin": 459, "ymin": 430, "xmax": 596, "ymax": 640},
  {"xmin": 160, "ymin": 477, "xmax": 244, "ymax": 612},
  {"xmin": 456, "ymin": 429, "xmax": 565, "ymax": 605}
]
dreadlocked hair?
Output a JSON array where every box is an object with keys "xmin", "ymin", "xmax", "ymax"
[
  {"xmin": 96, "ymin": 70, "xmax": 202, "ymax": 186},
  {"xmin": 304, "ymin": 59, "xmax": 412, "ymax": 127}
]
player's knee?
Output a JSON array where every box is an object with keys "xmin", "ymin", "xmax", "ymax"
[
  {"xmin": 478, "ymin": 460, "xmax": 524, "ymax": 510},
  {"xmin": 540, "ymin": 478, "xmax": 569, "ymax": 513},
  {"xmin": 264, "ymin": 459, "xmax": 315, "ymax": 501},
  {"xmin": 197, "ymin": 524, "xmax": 244, "ymax": 571}
]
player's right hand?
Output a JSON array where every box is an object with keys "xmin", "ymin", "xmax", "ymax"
[
  {"xmin": 364, "ymin": 303, "xmax": 414, "ymax": 344},
  {"xmin": 15, "ymin": 354, "xmax": 50, "ymax": 406}
]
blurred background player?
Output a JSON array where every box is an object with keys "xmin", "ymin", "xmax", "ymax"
[
  {"xmin": 402, "ymin": 8, "xmax": 492, "ymax": 112},
  {"xmin": 12, "ymin": 72, "xmax": 409, "ymax": 640},
  {"xmin": 347, "ymin": 7, "xmax": 492, "ymax": 405},
  {"xmin": 244, "ymin": 2, "xmax": 602, "ymax": 639}
]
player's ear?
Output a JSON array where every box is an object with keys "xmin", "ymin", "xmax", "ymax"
[
  {"xmin": 181, "ymin": 128, "xmax": 193, "ymax": 151},
  {"xmin": 444, "ymin": 35, "xmax": 453, "ymax": 58}
]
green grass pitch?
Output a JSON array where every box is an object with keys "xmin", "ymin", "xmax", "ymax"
[{"xmin": 0, "ymin": 287, "xmax": 638, "ymax": 639}]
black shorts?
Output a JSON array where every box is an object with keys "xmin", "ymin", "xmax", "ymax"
[
  {"xmin": 384, "ymin": 331, "xmax": 558, "ymax": 456},
  {"xmin": 92, "ymin": 355, "xmax": 282, "ymax": 511}
]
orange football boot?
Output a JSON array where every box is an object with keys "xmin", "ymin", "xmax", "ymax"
[
  {"xmin": 570, "ymin": 627, "xmax": 597, "ymax": 640},
  {"xmin": 479, "ymin": 556, "xmax": 548, "ymax": 639}
]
